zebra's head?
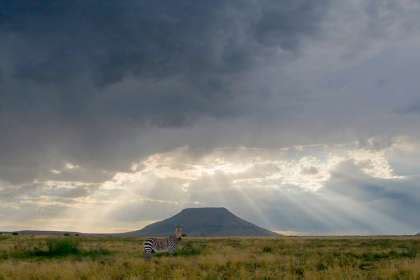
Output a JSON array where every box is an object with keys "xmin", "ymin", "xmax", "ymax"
[{"xmin": 175, "ymin": 226, "xmax": 184, "ymax": 240}]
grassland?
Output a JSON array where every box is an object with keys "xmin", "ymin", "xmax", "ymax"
[{"xmin": 0, "ymin": 235, "xmax": 419, "ymax": 279}]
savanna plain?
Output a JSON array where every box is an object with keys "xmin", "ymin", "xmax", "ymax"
[{"xmin": 0, "ymin": 235, "xmax": 419, "ymax": 279}]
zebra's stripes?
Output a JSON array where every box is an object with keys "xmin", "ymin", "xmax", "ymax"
[{"xmin": 143, "ymin": 226, "xmax": 184, "ymax": 259}]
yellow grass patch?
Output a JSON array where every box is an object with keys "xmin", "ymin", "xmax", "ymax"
[{"xmin": 0, "ymin": 236, "xmax": 419, "ymax": 279}]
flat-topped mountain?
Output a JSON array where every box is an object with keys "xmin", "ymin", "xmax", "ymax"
[{"xmin": 122, "ymin": 207, "xmax": 278, "ymax": 237}]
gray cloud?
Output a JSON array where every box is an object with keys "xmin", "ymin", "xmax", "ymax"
[
  {"xmin": 5, "ymin": 1, "xmax": 329, "ymax": 81},
  {"xmin": 2, "ymin": 0, "xmax": 420, "ymax": 179},
  {"xmin": 1, "ymin": 1, "xmax": 420, "ymax": 233},
  {"xmin": 184, "ymin": 160, "xmax": 420, "ymax": 234},
  {"xmin": 319, "ymin": 160, "xmax": 420, "ymax": 233},
  {"xmin": 100, "ymin": 160, "xmax": 420, "ymax": 235},
  {"xmin": 1, "ymin": 139, "xmax": 420, "ymax": 234},
  {"xmin": 400, "ymin": 102, "xmax": 420, "ymax": 115},
  {"xmin": 1, "ymin": 0, "xmax": 329, "ymax": 114},
  {"xmin": 0, "ymin": 0, "xmax": 333, "ymax": 183}
]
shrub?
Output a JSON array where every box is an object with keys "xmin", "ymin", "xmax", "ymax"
[
  {"xmin": 25, "ymin": 238, "xmax": 81, "ymax": 257},
  {"xmin": 176, "ymin": 243, "xmax": 202, "ymax": 256},
  {"xmin": 9, "ymin": 238, "xmax": 112, "ymax": 260},
  {"xmin": 262, "ymin": 246, "xmax": 272, "ymax": 253},
  {"xmin": 400, "ymin": 246, "xmax": 417, "ymax": 259},
  {"xmin": 45, "ymin": 238, "xmax": 80, "ymax": 256}
]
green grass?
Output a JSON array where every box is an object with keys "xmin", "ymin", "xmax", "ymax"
[
  {"xmin": 1, "ymin": 237, "xmax": 111, "ymax": 260},
  {"xmin": 154, "ymin": 241, "xmax": 206, "ymax": 257},
  {"xmin": 0, "ymin": 236, "xmax": 419, "ymax": 279}
]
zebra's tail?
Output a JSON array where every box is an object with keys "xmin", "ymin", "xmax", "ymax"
[{"xmin": 144, "ymin": 246, "xmax": 153, "ymax": 260}]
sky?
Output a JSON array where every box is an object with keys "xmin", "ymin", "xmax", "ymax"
[{"xmin": 0, "ymin": 0, "xmax": 420, "ymax": 235}]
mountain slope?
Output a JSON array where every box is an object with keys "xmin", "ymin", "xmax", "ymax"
[{"xmin": 122, "ymin": 207, "xmax": 278, "ymax": 237}]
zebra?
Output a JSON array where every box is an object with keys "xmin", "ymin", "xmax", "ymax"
[{"xmin": 143, "ymin": 226, "xmax": 185, "ymax": 259}]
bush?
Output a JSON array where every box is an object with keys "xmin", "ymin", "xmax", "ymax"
[
  {"xmin": 9, "ymin": 238, "xmax": 112, "ymax": 260},
  {"xmin": 22, "ymin": 238, "xmax": 81, "ymax": 257},
  {"xmin": 176, "ymin": 243, "xmax": 202, "ymax": 256},
  {"xmin": 262, "ymin": 246, "xmax": 272, "ymax": 253},
  {"xmin": 45, "ymin": 238, "xmax": 80, "ymax": 256}
]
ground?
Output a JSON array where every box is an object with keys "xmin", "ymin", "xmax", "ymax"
[{"xmin": 0, "ymin": 235, "xmax": 419, "ymax": 279}]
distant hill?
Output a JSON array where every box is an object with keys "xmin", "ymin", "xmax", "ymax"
[
  {"xmin": 2, "ymin": 208, "xmax": 278, "ymax": 237},
  {"xmin": 11, "ymin": 230, "xmax": 84, "ymax": 236},
  {"xmin": 121, "ymin": 207, "xmax": 278, "ymax": 237},
  {"xmin": 3, "ymin": 230, "xmax": 108, "ymax": 237}
]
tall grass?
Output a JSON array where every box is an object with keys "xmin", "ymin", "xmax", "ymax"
[
  {"xmin": 1, "ymin": 237, "xmax": 110, "ymax": 260},
  {"xmin": 0, "ymin": 236, "xmax": 419, "ymax": 279}
]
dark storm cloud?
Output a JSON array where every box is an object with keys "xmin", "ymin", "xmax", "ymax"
[
  {"xmin": 0, "ymin": 0, "xmax": 331, "ymax": 182},
  {"xmin": 1, "ymin": 0, "xmax": 329, "ymax": 104},
  {"xmin": 400, "ymin": 102, "xmax": 420, "ymax": 115}
]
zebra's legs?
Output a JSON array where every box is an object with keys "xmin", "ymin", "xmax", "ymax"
[
  {"xmin": 168, "ymin": 247, "xmax": 176, "ymax": 255},
  {"xmin": 144, "ymin": 252, "xmax": 152, "ymax": 260}
]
